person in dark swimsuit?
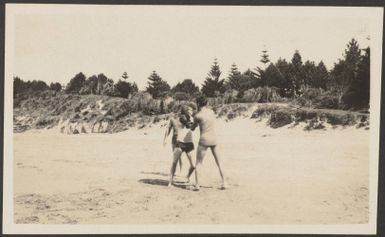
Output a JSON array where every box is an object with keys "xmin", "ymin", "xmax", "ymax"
[
  {"xmin": 164, "ymin": 115, "xmax": 184, "ymax": 171},
  {"xmin": 163, "ymin": 105, "xmax": 195, "ymax": 182},
  {"xmin": 168, "ymin": 113, "xmax": 195, "ymax": 187},
  {"xmin": 164, "ymin": 105, "xmax": 195, "ymax": 167}
]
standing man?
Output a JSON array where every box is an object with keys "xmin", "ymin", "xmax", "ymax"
[
  {"xmin": 168, "ymin": 114, "xmax": 196, "ymax": 187},
  {"xmin": 163, "ymin": 105, "xmax": 195, "ymax": 173},
  {"xmin": 192, "ymin": 95, "xmax": 227, "ymax": 190},
  {"xmin": 163, "ymin": 112, "xmax": 184, "ymax": 172}
]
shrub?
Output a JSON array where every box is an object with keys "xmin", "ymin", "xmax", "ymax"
[
  {"xmin": 215, "ymin": 103, "xmax": 249, "ymax": 119},
  {"xmin": 304, "ymin": 118, "xmax": 325, "ymax": 131},
  {"xmin": 171, "ymin": 79, "xmax": 199, "ymax": 96},
  {"xmin": 302, "ymin": 87, "xmax": 323, "ymax": 100},
  {"xmin": 242, "ymin": 88, "xmax": 261, "ymax": 102},
  {"xmin": 292, "ymin": 87, "xmax": 340, "ymax": 110},
  {"xmin": 340, "ymin": 113, "xmax": 357, "ymax": 126},
  {"xmin": 35, "ymin": 117, "xmax": 59, "ymax": 128},
  {"xmin": 79, "ymin": 86, "xmax": 93, "ymax": 95},
  {"xmin": 173, "ymin": 92, "xmax": 190, "ymax": 101},
  {"xmin": 294, "ymin": 109, "xmax": 318, "ymax": 122},
  {"xmin": 115, "ymin": 80, "xmax": 138, "ymax": 98},
  {"xmin": 207, "ymin": 97, "xmax": 225, "ymax": 107},
  {"xmin": 323, "ymin": 112, "xmax": 357, "ymax": 126},
  {"xmin": 269, "ymin": 109, "xmax": 293, "ymax": 128},
  {"xmin": 315, "ymin": 96, "xmax": 339, "ymax": 109},
  {"xmin": 223, "ymin": 89, "xmax": 238, "ymax": 104},
  {"xmin": 242, "ymin": 87, "xmax": 281, "ymax": 103},
  {"xmin": 50, "ymin": 82, "xmax": 62, "ymax": 92},
  {"xmin": 251, "ymin": 104, "xmax": 280, "ymax": 118}
]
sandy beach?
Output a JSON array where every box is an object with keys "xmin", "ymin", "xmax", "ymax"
[{"xmin": 13, "ymin": 118, "xmax": 369, "ymax": 224}]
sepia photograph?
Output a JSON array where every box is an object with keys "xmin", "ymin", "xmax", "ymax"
[{"xmin": 2, "ymin": 3, "xmax": 384, "ymax": 235}]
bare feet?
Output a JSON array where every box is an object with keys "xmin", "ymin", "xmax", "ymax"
[
  {"xmin": 192, "ymin": 185, "xmax": 200, "ymax": 191},
  {"xmin": 219, "ymin": 181, "xmax": 228, "ymax": 190}
]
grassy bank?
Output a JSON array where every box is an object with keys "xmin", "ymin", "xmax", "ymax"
[
  {"xmin": 13, "ymin": 92, "xmax": 370, "ymax": 134},
  {"xmin": 251, "ymin": 104, "xmax": 369, "ymax": 130}
]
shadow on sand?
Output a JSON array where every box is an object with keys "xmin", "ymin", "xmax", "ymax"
[
  {"xmin": 138, "ymin": 178, "xmax": 196, "ymax": 190},
  {"xmin": 140, "ymin": 171, "xmax": 169, "ymax": 177},
  {"xmin": 139, "ymin": 170, "xmax": 215, "ymax": 190}
]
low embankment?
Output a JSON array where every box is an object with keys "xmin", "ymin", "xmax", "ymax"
[{"xmin": 13, "ymin": 93, "xmax": 370, "ymax": 134}]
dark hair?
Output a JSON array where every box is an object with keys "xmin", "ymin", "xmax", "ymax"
[
  {"xmin": 180, "ymin": 105, "xmax": 190, "ymax": 115},
  {"xmin": 196, "ymin": 95, "xmax": 208, "ymax": 107},
  {"xmin": 179, "ymin": 114, "xmax": 192, "ymax": 128}
]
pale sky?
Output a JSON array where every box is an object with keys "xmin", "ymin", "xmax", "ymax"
[{"xmin": 8, "ymin": 5, "xmax": 373, "ymax": 90}]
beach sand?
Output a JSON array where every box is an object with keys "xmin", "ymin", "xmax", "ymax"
[{"xmin": 13, "ymin": 118, "xmax": 369, "ymax": 224}]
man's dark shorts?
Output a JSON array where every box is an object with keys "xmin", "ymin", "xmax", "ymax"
[{"xmin": 175, "ymin": 142, "xmax": 194, "ymax": 153}]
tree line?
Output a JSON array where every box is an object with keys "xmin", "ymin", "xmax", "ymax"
[{"xmin": 14, "ymin": 38, "xmax": 370, "ymax": 110}]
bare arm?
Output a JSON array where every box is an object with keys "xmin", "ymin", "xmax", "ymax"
[
  {"xmin": 163, "ymin": 119, "xmax": 173, "ymax": 146},
  {"xmin": 191, "ymin": 117, "xmax": 199, "ymax": 131}
]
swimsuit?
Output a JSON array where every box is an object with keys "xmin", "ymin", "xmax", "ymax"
[
  {"xmin": 175, "ymin": 142, "xmax": 194, "ymax": 153},
  {"xmin": 175, "ymin": 127, "xmax": 194, "ymax": 152}
]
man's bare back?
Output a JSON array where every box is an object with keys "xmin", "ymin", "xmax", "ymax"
[
  {"xmin": 192, "ymin": 96, "xmax": 226, "ymax": 190},
  {"xmin": 193, "ymin": 107, "xmax": 217, "ymax": 146}
]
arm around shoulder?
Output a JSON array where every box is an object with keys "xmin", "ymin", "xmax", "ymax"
[{"xmin": 191, "ymin": 116, "xmax": 199, "ymax": 131}]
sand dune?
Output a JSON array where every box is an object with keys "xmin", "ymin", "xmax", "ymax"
[{"xmin": 14, "ymin": 118, "xmax": 369, "ymax": 224}]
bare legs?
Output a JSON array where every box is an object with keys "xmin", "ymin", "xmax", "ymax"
[
  {"xmin": 169, "ymin": 148, "xmax": 182, "ymax": 187},
  {"xmin": 211, "ymin": 146, "xmax": 227, "ymax": 189},
  {"xmin": 194, "ymin": 145, "xmax": 207, "ymax": 190},
  {"xmin": 172, "ymin": 143, "xmax": 183, "ymax": 173},
  {"xmin": 194, "ymin": 145, "xmax": 226, "ymax": 190},
  {"xmin": 177, "ymin": 156, "xmax": 183, "ymax": 172},
  {"xmin": 169, "ymin": 149, "xmax": 195, "ymax": 187}
]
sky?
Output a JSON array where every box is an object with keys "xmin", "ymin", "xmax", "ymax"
[{"xmin": 9, "ymin": 5, "xmax": 373, "ymax": 90}]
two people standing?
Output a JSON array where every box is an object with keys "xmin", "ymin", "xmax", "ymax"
[{"xmin": 163, "ymin": 96, "xmax": 227, "ymax": 190}]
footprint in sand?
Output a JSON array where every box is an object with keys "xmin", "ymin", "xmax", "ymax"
[{"xmin": 322, "ymin": 200, "xmax": 331, "ymax": 206}]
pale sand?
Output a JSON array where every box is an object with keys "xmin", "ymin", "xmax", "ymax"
[{"xmin": 13, "ymin": 118, "xmax": 369, "ymax": 224}]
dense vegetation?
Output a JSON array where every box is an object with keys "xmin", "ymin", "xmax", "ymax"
[{"xmin": 14, "ymin": 38, "xmax": 370, "ymax": 112}]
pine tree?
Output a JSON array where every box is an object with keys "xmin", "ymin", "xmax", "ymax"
[
  {"xmin": 291, "ymin": 50, "xmax": 303, "ymax": 69},
  {"xmin": 255, "ymin": 48, "xmax": 271, "ymax": 86},
  {"xmin": 264, "ymin": 59, "xmax": 291, "ymax": 96},
  {"xmin": 242, "ymin": 69, "xmax": 259, "ymax": 89},
  {"xmin": 122, "ymin": 72, "xmax": 129, "ymax": 80},
  {"xmin": 226, "ymin": 63, "xmax": 242, "ymax": 90},
  {"xmin": 302, "ymin": 60, "xmax": 317, "ymax": 87},
  {"xmin": 209, "ymin": 58, "xmax": 222, "ymax": 80},
  {"xmin": 341, "ymin": 47, "xmax": 370, "ymax": 109},
  {"xmin": 289, "ymin": 50, "xmax": 304, "ymax": 96},
  {"xmin": 260, "ymin": 49, "xmax": 270, "ymax": 66},
  {"xmin": 132, "ymin": 82, "xmax": 138, "ymax": 93},
  {"xmin": 330, "ymin": 38, "xmax": 363, "ymax": 100},
  {"xmin": 313, "ymin": 61, "xmax": 329, "ymax": 89},
  {"xmin": 201, "ymin": 58, "xmax": 225, "ymax": 97},
  {"xmin": 96, "ymin": 73, "xmax": 108, "ymax": 94},
  {"xmin": 146, "ymin": 71, "xmax": 170, "ymax": 99},
  {"xmin": 345, "ymin": 38, "xmax": 361, "ymax": 68}
]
